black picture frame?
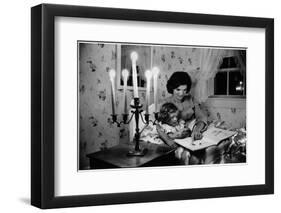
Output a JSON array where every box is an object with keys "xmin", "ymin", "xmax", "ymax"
[{"xmin": 31, "ymin": 3, "xmax": 274, "ymax": 209}]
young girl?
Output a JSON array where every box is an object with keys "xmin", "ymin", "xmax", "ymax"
[{"xmin": 140, "ymin": 102, "xmax": 191, "ymax": 144}]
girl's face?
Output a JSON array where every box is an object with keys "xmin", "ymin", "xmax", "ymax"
[
  {"xmin": 173, "ymin": 85, "xmax": 188, "ymax": 101},
  {"xmin": 167, "ymin": 110, "xmax": 179, "ymax": 127}
]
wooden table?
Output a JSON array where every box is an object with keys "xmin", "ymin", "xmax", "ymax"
[{"xmin": 86, "ymin": 142, "xmax": 179, "ymax": 169}]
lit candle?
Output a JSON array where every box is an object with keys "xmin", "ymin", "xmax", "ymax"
[
  {"xmin": 109, "ymin": 69, "xmax": 116, "ymax": 115},
  {"xmin": 145, "ymin": 70, "xmax": 152, "ymax": 114},
  {"xmin": 130, "ymin": 51, "xmax": 139, "ymax": 98},
  {"xmin": 122, "ymin": 69, "xmax": 129, "ymax": 114},
  {"xmin": 152, "ymin": 67, "xmax": 160, "ymax": 112}
]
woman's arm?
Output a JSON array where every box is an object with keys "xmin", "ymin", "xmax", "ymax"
[
  {"xmin": 192, "ymin": 101, "xmax": 208, "ymax": 140},
  {"xmin": 184, "ymin": 97, "xmax": 208, "ymax": 140},
  {"xmin": 192, "ymin": 121, "xmax": 206, "ymax": 140},
  {"xmin": 193, "ymin": 98, "xmax": 208, "ymax": 124}
]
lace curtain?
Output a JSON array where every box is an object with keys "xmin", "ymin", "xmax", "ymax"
[
  {"xmin": 237, "ymin": 50, "xmax": 246, "ymax": 74},
  {"xmin": 194, "ymin": 49, "xmax": 226, "ymax": 103}
]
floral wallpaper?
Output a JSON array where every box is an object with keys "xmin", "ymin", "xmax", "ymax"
[
  {"xmin": 152, "ymin": 46, "xmax": 201, "ymax": 103},
  {"xmin": 79, "ymin": 43, "xmax": 129, "ymax": 169},
  {"xmin": 204, "ymin": 100, "xmax": 246, "ymax": 129},
  {"xmin": 79, "ymin": 43, "xmax": 246, "ymax": 169}
]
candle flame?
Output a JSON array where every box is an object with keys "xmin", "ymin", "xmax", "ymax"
[
  {"xmin": 130, "ymin": 51, "xmax": 138, "ymax": 62},
  {"xmin": 109, "ymin": 69, "xmax": 116, "ymax": 81},
  {"xmin": 145, "ymin": 70, "xmax": 152, "ymax": 80},
  {"xmin": 152, "ymin": 67, "xmax": 160, "ymax": 78},
  {"xmin": 122, "ymin": 69, "xmax": 129, "ymax": 79}
]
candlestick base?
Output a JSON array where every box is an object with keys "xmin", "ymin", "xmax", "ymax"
[{"xmin": 127, "ymin": 148, "xmax": 148, "ymax": 157}]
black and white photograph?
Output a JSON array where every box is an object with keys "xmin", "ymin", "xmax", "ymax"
[
  {"xmin": 29, "ymin": 2, "xmax": 274, "ymax": 210},
  {"xmin": 78, "ymin": 42, "xmax": 247, "ymax": 170}
]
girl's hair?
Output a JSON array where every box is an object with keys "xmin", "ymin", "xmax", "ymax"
[
  {"xmin": 158, "ymin": 102, "xmax": 178, "ymax": 124},
  {"xmin": 166, "ymin": 71, "xmax": 192, "ymax": 94}
]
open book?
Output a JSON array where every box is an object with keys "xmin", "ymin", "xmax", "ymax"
[{"xmin": 174, "ymin": 126, "xmax": 236, "ymax": 151}]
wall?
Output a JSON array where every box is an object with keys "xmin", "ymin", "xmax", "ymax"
[
  {"xmin": 152, "ymin": 46, "xmax": 246, "ymax": 129},
  {"xmin": 79, "ymin": 43, "xmax": 125, "ymax": 169},
  {"xmin": 153, "ymin": 45, "xmax": 201, "ymax": 103},
  {"xmin": 205, "ymin": 98, "xmax": 246, "ymax": 129}
]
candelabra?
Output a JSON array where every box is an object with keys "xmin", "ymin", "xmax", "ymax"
[
  {"xmin": 111, "ymin": 97, "xmax": 159, "ymax": 157},
  {"xmin": 109, "ymin": 51, "xmax": 160, "ymax": 156}
]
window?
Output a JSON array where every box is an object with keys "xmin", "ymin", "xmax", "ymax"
[
  {"xmin": 116, "ymin": 44, "xmax": 152, "ymax": 91},
  {"xmin": 214, "ymin": 53, "xmax": 246, "ymax": 97}
]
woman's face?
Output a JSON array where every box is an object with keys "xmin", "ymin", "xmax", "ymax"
[{"xmin": 173, "ymin": 85, "xmax": 188, "ymax": 101}]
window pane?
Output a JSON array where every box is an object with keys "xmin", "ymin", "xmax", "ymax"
[
  {"xmin": 219, "ymin": 56, "xmax": 238, "ymax": 69},
  {"xmin": 120, "ymin": 45, "xmax": 150, "ymax": 88},
  {"xmin": 214, "ymin": 72, "xmax": 227, "ymax": 95},
  {"xmin": 229, "ymin": 71, "xmax": 244, "ymax": 95}
]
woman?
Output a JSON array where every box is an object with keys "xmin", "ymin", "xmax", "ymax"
[
  {"xmin": 158, "ymin": 72, "xmax": 207, "ymax": 140},
  {"xmin": 157, "ymin": 71, "xmax": 224, "ymax": 165}
]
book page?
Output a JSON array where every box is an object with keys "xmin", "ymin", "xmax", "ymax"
[
  {"xmin": 202, "ymin": 127, "xmax": 236, "ymax": 144},
  {"xmin": 174, "ymin": 127, "xmax": 236, "ymax": 151},
  {"xmin": 174, "ymin": 137, "xmax": 217, "ymax": 151}
]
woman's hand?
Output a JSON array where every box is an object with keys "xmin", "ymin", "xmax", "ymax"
[
  {"xmin": 192, "ymin": 121, "xmax": 206, "ymax": 140},
  {"xmin": 192, "ymin": 129, "xmax": 203, "ymax": 140}
]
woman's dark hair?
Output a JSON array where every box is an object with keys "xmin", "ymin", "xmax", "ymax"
[
  {"xmin": 158, "ymin": 102, "xmax": 178, "ymax": 124},
  {"xmin": 166, "ymin": 71, "xmax": 192, "ymax": 94}
]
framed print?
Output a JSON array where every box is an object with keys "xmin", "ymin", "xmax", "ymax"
[{"xmin": 31, "ymin": 3, "xmax": 274, "ymax": 209}]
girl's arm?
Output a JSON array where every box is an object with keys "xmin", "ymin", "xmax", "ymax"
[
  {"xmin": 156, "ymin": 124, "xmax": 177, "ymax": 148},
  {"xmin": 168, "ymin": 128, "xmax": 191, "ymax": 139}
]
